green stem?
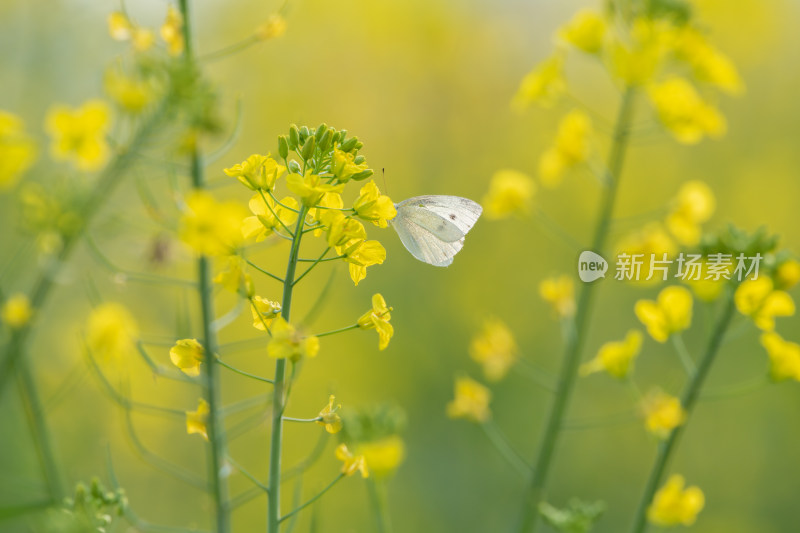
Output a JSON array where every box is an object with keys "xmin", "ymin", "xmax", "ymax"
[
  {"xmin": 279, "ymin": 474, "xmax": 345, "ymax": 524},
  {"xmin": 516, "ymin": 87, "xmax": 637, "ymax": 533},
  {"xmin": 268, "ymin": 204, "xmax": 310, "ymax": 533},
  {"xmin": 314, "ymin": 324, "xmax": 360, "ymax": 338},
  {"xmin": 367, "ymin": 478, "xmax": 393, "ymax": 533},
  {"xmin": 482, "ymin": 420, "xmax": 531, "ymax": 476},
  {"xmin": 216, "ymin": 357, "xmax": 274, "ymax": 384},
  {"xmin": 629, "ymin": 293, "xmax": 736, "ymax": 533},
  {"xmin": 671, "ymin": 334, "xmax": 696, "ymax": 375}
]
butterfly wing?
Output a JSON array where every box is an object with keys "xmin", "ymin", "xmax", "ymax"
[
  {"xmin": 390, "ymin": 195, "xmax": 481, "ymax": 267},
  {"xmin": 397, "ymin": 195, "xmax": 482, "ymax": 236}
]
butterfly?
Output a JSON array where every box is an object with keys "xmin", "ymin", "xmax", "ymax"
[{"xmin": 389, "ymin": 195, "xmax": 482, "ymax": 267}]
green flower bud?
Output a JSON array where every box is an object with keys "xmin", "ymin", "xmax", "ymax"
[
  {"xmin": 354, "ymin": 155, "xmax": 366, "ymax": 164},
  {"xmin": 352, "ymin": 169, "xmax": 374, "ymax": 181},
  {"xmin": 299, "ymin": 125, "xmax": 310, "ymax": 141},
  {"xmin": 319, "ymin": 129, "xmax": 332, "ymax": 152},
  {"xmin": 301, "ymin": 135, "xmax": 316, "ymax": 161},
  {"xmin": 288, "ymin": 160, "xmax": 302, "ymax": 174},
  {"xmin": 288, "ymin": 125, "xmax": 299, "ymax": 149},
  {"xmin": 315, "ymin": 123, "xmax": 328, "ymax": 141},
  {"xmin": 278, "ymin": 136, "xmax": 289, "ymax": 159},
  {"xmin": 341, "ymin": 137, "xmax": 358, "ymax": 152}
]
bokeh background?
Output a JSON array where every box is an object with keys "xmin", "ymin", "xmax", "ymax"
[{"xmin": 1, "ymin": 0, "xmax": 800, "ymax": 531}]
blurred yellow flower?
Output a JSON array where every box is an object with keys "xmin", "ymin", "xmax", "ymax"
[
  {"xmin": 760, "ymin": 332, "xmax": 800, "ymax": 382},
  {"xmin": 665, "ymin": 181, "xmax": 716, "ymax": 246},
  {"xmin": 224, "ymin": 154, "xmax": 285, "ymax": 191},
  {"xmin": 539, "ymin": 110, "xmax": 593, "ymax": 188},
  {"xmin": 255, "ymin": 14, "xmax": 287, "ymax": 41},
  {"xmin": 482, "ymin": 169, "xmax": 536, "ymax": 219},
  {"xmin": 540, "ymin": 275, "xmax": 576, "ymax": 319},
  {"xmin": 648, "ymin": 77, "xmax": 726, "ymax": 144},
  {"xmin": 179, "ymin": 191, "xmax": 247, "ymax": 256},
  {"xmin": 251, "ymin": 296, "xmax": 281, "ymax": 331},
  {"xmin": 682, "ymin": 260, "xmax": 726, "ymax": 302},
  {"xmin": 169, "ymin": 339, "xmax": 204, "ymax": 377},
  {"xmin": 357, "ymin": 293, "xmax": 394, "ymax": 351},
  {"xmin": 607, "ymin": 18, "xmax": 676, "ymax": 85},
  {"xmin": 186, "ymin": 398, "xmax": 209, "ymax": 440},
  {"xmin": 358, "ymin": 435, "xmax": 405, "ymax": 479},
  {"xmin": 734, "ymin": 277, "xmax": 795, "ymax": 331},
  {"xmin": 316, "ymin": 395, "xmax": 342, "ymax": 434},
  {"xmin": 87, "ymin": 303, "xmax": 139, "ymax": 361},
  {"xmin": 446, "ymin": 376, "xmax": 491, "ymax": 423},
  {"xmin": 242, "ymin": 193, "xmax": 299, "ymax": 242},
  {"xmin": 336, "ymin": 443, "xmax": 369, "ymax": 478},
  {"xmin": 615, "ymin": 223, "xmax": 677, "ymax": 284},
  {"xmin": 340, "ymin": 239, "xmax": 386, "ymax": 286},
  {"xmin": 647, "ymin": 475, "xmax": 704, "ymax": 527},
  {"xmin": 104, "ymin": 67, "xmax": 155, "ymax": 114},
  {"xmin": 675, "ymin": 28, "xmax": 743, "ymax": 95},
  {"xmin": 45, "ymin": 100, "xmax": 111, "ymax": 171},
  {"xmin": 512, "ymin": 53, "xmax": 565, "ymax": 110},
  {"xmin": 1, "ymin": 293, "xmax": 32, "ymax": 329},
  {"xmin": 287, "ymin": 171, "xmax": 345, "ymax": 207},
  {"xmin": 580, "ymin": 330, "xmax": 643, "ymax": 380},
  {"xmin": 108, "ymin": 11, "xmax": 155, "ymax": 51},
  {"xmin": 635, "ymin": 286, "xmax": 693, "ymax": 342},
  {"xmin": 775, "ymin": 259, "xmax": 800, "ymax": 291},
  {"xmin": 469, "ymin": 318, "xmax": 518, "ymax": 382},
  {"xmin": 0, "ymin": 110, "xmax": 37, "ymax": 190},
  {"xmin": 267, "ymin": 318, "xmax": 319, "ymax": 360},
  {"xmin": 214, "ymin": 256, "xmax": 254, "ymax": 297},
  {"xmin": 558, "ymin": 9, "xmax": 607, "ymax": 54},
  {"xmin": 160, "ymin": 6, "xmax": 185, "ymax": 57},
  {"xmin": 331, "ymin": 148, "xmax": 369, "ymax": 183},
  {"xmin": 642, "ymin": 390, "xmax": 686, "ymax": 438},
  {"xmin": 353, "ymin": 181, "xmax": 397, "ymax": 228}
]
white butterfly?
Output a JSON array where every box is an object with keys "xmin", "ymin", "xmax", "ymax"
[{"xmin": 389, "ymin": 195, "xmax": 482, "ymax": 267}]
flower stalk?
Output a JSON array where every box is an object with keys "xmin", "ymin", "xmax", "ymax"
[{"xmin": 516, "ymin": 86, "xmax": 637, "ymax": 533}]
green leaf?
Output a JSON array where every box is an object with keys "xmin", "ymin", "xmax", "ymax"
[{"xmin": 539, "ymin": 498, "xmax": 606, "ymax": 533}]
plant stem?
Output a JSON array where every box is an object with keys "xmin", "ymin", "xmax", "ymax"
[
  {"xmin": 367, "ymin": 478, "xmax": 393, "ymax": 533},
  {"xmin": 279, "ymin": 474, "xmax": 345, "ymax": 524},
  {"xmin": 268, "ymin": 204, "xmax": 309, "ymax": 533},
  {"xmin": 628, "ymin": 293, "xmax": 736, "ymax": 533},
  {"xmin": 515, "ymin": 87, "xmax": 637, "ymax": 533}
]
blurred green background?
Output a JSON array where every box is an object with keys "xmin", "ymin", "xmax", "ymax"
[{"xmin": 1, "ymin": 0, "xmax": 800, "ymax": 531}]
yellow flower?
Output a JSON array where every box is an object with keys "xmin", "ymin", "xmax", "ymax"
[
  {"xmin": 45, "ymin": 100, "xmax": 111, "ymax": 171},
  {"xmin": 682, "ymin": 260, "xmax": 727, "ymax": 302},
  {"xmin": 775, "ymin": 259, "xmax": 800, "ymax": 291},
  {"xmin": 267, "ymin": 318, "xmax": 319, "ymax": 360},
  {"xmin": 580, "ymin": 330, "xmax": 643, "ymax": 380},
  {"xmin": 0, "ymin": 111, "xmax": 37, "ymax": 190},
  {"xmin": 251, "ymin": 296, "xmax": 281, "ymax": 331},
  {"xmin": 335, "ymin": 443, "xmax": 369, "ymax": 478},
  {"xmin": 665, "ymin": 181, "xmax": 716, "ymax": 246},
  {"xmin": 357, "ymin": 436, "xmax": 405, "ymax": 479},
  {"xmin": 512, "ymin": 53, "xmax": 565, "ymax": 110},
  {"xmin": 169, "ymin": 339, "xmax": 204, "ymax": 377},
  {"xmin": 242, "ymin": 193, "xmax": 299, "ymax": 241},
  {"xmin": 635, "ymin": 286, "xmax": 693, "ymax": 342},
  {"xmin": 1, "ymin": 293, "xmax": 33, "ymax": 329},
  {"xmin": 647, "ymin": 475, "xmax": 704, "ymax": 527},
  {"xmin": 482, "ymin": 169, "xmax": 536, "ymax": 220},
  {"xmin": 287, "ymin": 171, "xmax": 345, "ymax": 207},
  {"xmin": 104, "ymin": 67, "xmax": 156, "ymax": 114},
  {"xmin": 179, "ymin": 191, "xmax": 247, "ymax": 256},
  {"xmin": 325, "ymin": 211, "xmax": 367, "ymax": 248},
  {"xmin": 224, "ymin": 154, "xmax": 285, "ymax": 191},
  {"xmin": 761, "ymin": 332, "xmax": 800, "ymax": 382},
  {"xmin": 331, "ymin": 148, "xmax": 369, "ymax": 183},
  {"xmin": 357, "ymin": 294, "xmax": 394, "ymax": 350},
  {"xmin": 310, "ymin": 192, "xmax": 344, "ymax": 236},
  {"xmin": 316, "ymin": 395, "xmax": 342, "ymax": 434},
  {"xmin": 160, "ymin": 5, "xmax": 184, "ymax": 57},
  {"xmin": 539, "ymin": 275, "xmax": 576, "ymax": 319},
  {"xmin": 539, "ymin": 110, "xmax": 593, "ymax": 188},
  {"xmin": 675, "ymin": 28, "xmax": 743, "ymax": 95},
  {"xmin": 558, "ymin": 9, "xmax": 606, "ymax": 54},
  {"xmin": 615, "ymin": 223, "xmax": 677, "ymax": 284},
  {"xmin": 255, "ymin": 14, "xmax": 287, "ymax": 41},
  {"xmin": 446, "ymin": 376, "xmax": 491, "ymax": 423},
  {"xmin": 87, "ymin": 303, "xmax": 139, "ymax": 361},
  {"xmin": 607, "ymin": 18, "xmax": 676, "ymax": 85},
  {"xmin": 340, "ymin": 239, "xmax": 386, "ymax": 286},
  {"xmin": 353, "ymin": 181, "xmax": 397, "ymax": 228},
  {"xmin": 648, "ymin": 77, "xmax": 726, "ymax": 144},
  {"xmin": 108, "ymin": 11, "xmax": 133, "ymax": 41},
  {"xmin": 186, "ymin": 398, "xmax": 209, "ymax": 440},
  {"xmin": 214, "ymin": 256, "xmax": 254, "ymax": 297},
  {"xmin": 642, "ymin": 389, "xmax": 686, "ymax": 438},
  {"xmin": 735, "ymin": 277, "xmax": 795, "ymax": 331},
  {"xmin": 469, "ymin": 318, "xmax": 518, "ymax": 382}
]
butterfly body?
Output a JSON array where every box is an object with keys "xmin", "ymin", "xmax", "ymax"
[{"xmin": 389, "ymin": 195, "xmax": 482, "ymax": 267}]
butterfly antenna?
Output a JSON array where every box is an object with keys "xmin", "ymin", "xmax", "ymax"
[{"xmin": 382, "ymin": 168, "xmax": 390, "ymax": 196}]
